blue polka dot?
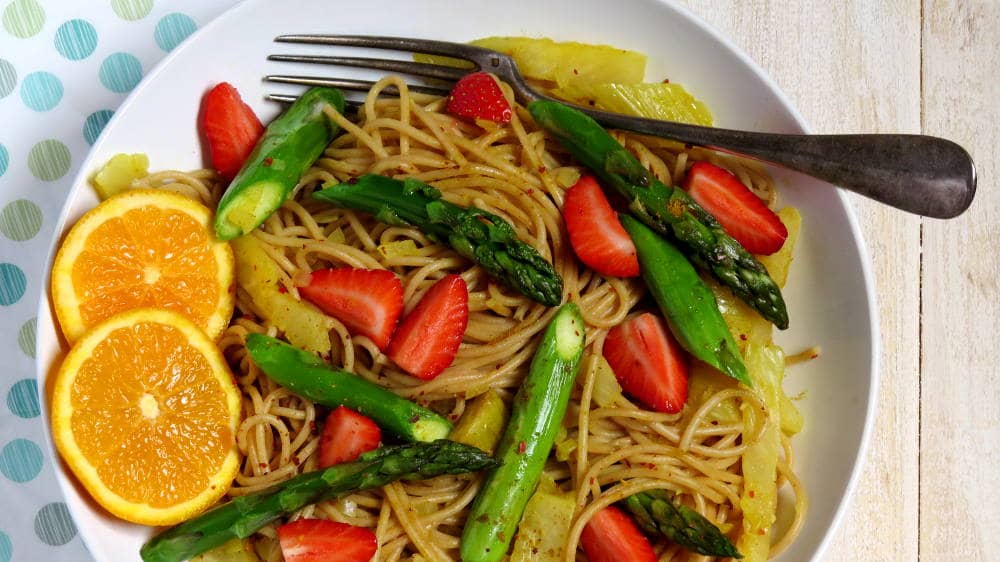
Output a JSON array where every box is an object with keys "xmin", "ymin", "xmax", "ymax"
[
  {"xmin": 34, "ymin": 503, "xmax": 77, "ymax": 546},
  {"xmin": 0, "ymin": 531, "xmax": 10, "ymax": 562},
  {"xmin": 154, "ymin": 13, "xmax": 196, "ymax": 52},
  {"xmin": 54, "ymin": 19, "xmax": 98, "ymax": 60},
  {"xmin": 83, "ymin": 109, "xmax": 114, "ymax": 145},
  {"xmin": 0, "ymin": 264, "xmax": 26, "ymax": 306},
  {"xmin": 0, "ymin": 439, "xmax": 43, "ymax": 483},
  {"xmin": 19, "ymin": 71, "xmax": 63, "ymax": 111},
  {"xmin": 0, "ymin": 144, "xmax": 7, "ymax": 177},
  {"xmin": 7, "ymin": 379, "xmax": 39, "ymax": 418},
  {"xmin": 99, "ymin": 52, "xmax": 143, "ymax": 93}
]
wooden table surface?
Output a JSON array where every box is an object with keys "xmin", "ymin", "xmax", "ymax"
[{"xmin": 673, "ymin": 1, "xmax": 999, "ymax": 560}]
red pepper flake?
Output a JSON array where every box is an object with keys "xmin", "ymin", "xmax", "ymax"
[
  {"xmin": 573, "ymin": 68, "xmax": 579, "ymax": 75},
  {"xmin": 277, "ymin": 286, "xmax": 287, "ymax": 294},
  {"xmin": 589, "ymin": 477, "xmax": 595, "ymax": 485},
  {"xmin": 748, "ymin": 490, "xmax": 756, "ymax": 498},
  {"xmin": 263, "ymin": 157, "xmax": 273, "ymax": 167},
  {"xmin": 758, "ymin": 530, "xmax": 766, "ymax": 536},
  {"xmin": 662, "ymin": 78, "xmax": 671, "ymax": 84},
  {"xmin": 811, "ymin": 353, "xmax": 819, "ymax": 359},
  {"xmin": 517, "ymin": 441, "xmax": 526, "ymax": 454},
  {"xmin": 740, "ymin": 334, "xmax": 748, "ymax": 341},
  {"xmin": 258, "ymin": 462, "xmax": 268, "ymax": 469}
]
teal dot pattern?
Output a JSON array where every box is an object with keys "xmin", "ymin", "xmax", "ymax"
[
  {"xmin": 0, "ymin": 59, "xmax": 15, "ymax": 98},
  {"xmin": 99, "ymin": 52, "xmax": 143, "ymax": 93},
  {"xmin": 20, "ymin": 71, "xmax": 63, "ymax": 111},
  {"xmin": 83, "ymin": 109, "xmax": 113, "ymax": 145},
  {"xmin": 33, "ymin": 503, "xmax": 77, "ymax": 546},
  {"xmin": 54, "ymin": 19, "xmax": 98, "ymax": 60},
  {"xmin": 0, "ymin": 439, "xmax": 43, "ymax": 482},
  {"xmin": 154, "ymin": 13, "xmax": 197, "ymax": 52},
  {"xmin": 0, "ymin": 531, "xmax": 10, "ymax": 562},
  {"xmin": 0, "ymin": 4, "xmax": 228, "ymax": 560},
  {"xmin": 7, "ymin": 379, "xmax": 40, "ymax": 418},
  {"xmin": 0, "ymin": 264, "xmax": 27, "ymax": 306}
]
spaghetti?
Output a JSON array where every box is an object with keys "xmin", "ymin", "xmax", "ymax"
[{"xmin": 134, "ymin": 75, "xmax": 806, "ymax": 561}]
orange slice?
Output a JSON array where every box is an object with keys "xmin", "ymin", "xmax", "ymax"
[
  {"xmin": 50, "ymin": 308, "xmax": 242, "ymax": 525},
  {"xmin": 51, "ymin": 188, "xmax": 234, "ymax": 343}
]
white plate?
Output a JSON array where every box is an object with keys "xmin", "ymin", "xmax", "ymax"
[{"xmin": 35, "ymin": 0, "xmax": 879, "ymax": 560}]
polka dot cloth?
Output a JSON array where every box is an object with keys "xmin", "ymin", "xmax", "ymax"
[{"xmin": 0, "ymin": 2, "xmax": 234, "ymax": 559}]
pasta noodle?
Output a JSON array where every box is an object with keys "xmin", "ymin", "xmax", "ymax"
[{"xmin": 134, "ymin": 76, "xmax": 805, "ymax": 561}]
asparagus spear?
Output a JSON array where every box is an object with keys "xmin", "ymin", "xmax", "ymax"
[
  {"xmin": 461, "ymin": 303, "xmax": 586, "ymax": 562},
  {"xmin": 313, "ymin": 174, "xmax": 563, "ymax": 307},
  {"xmin": 140, "ymin": 440, "xmax": 497, "ymax": 562},
  {"xmin": 624, "ymin": 489, "xmax": 742, "ymax": 558},
  {"xmin": 527, "ymin": 100, "xmax": 788, "ymax": 329},
  {"xmin": 621, "ymin": 214, "xmax": 749, "ymax": 386},
  {"xmin": 245, "ymin": 334, "xmax": 452, "ymax": 443},
  {"xmin": 215, "ymin": 87, "xmax": 345, "ymax": 240}
]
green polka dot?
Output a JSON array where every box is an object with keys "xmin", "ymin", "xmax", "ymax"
[
  {"xmin": 0, "ymin": 59, "xmax": 15, "ymax": 98},
  {"xmin": 154, "ymin": 13, "xmax": 196, "ymax": 52},
  {"xmin": 2, "ymin": 0, "xmax": 44, "ymax": 38},
  {"xmin": 0, "ymin": 199, "xmax": 42, "ymax": 241},
  {"xmin": 0, "ymin": 144, "xmax": 7, "ymax": 177},
  {"xmin": 27, "ymin": 139, "xmax": 70, "ymax": 181},
  {"xmin": 54, "ymin": 19, "xmax": 97, "ymax": 60},
  {"xmin": 99, "ymin": 52, "xmax": 142, "ymax": 93},
  {"xmin": 17, "ymin": 317, "xmax": 35, "ymax": 358},
  {"xmin": 7, "ymin": 378, "xmax": 39, "ymax": 418},
  {"xmin": 83, "ymin": 109, "xmax": 113, "ymax": 145},
  {"xmin": 19, "ymin": 71, "xmax": 62, "ymax": 111},
  {"xmin": 0, "ymin": 263, "xmax": 26, "ymax": 305},
  {"xmin": 111, "ymin": 0, "xmax": 152, "ymax": 21},
  {"xmin": 0, "ymin": 531, "xmax": 10, "ymax": 562},
  {"xmin": 33, "ymin": 503, "xmax": 77, "ymax": 546},
  {"xmin": 0, "ymin": 439, "xmax": 43, "ymax": 483}
]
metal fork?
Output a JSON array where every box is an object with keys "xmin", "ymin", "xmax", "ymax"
[{"xmin": 266, "ymin": 34, "xmax": 976, "ymax": 219}]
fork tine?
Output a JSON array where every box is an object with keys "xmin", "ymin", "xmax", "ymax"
[
  {"xmin": 265, "ymin": 75, "xmax": 451, "ymax": 97},
  {"xmin": 268, "ymin": 54, "xmax": 471, "ymax": 81},
  {"xmin": 274, "ymin": 34, "xmax": 497, "ymax": 62}
]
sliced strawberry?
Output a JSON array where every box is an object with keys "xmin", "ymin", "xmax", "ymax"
[
  {"xmin": 446, "ymin": 72, "xmax": 512, "ymax": 124},
  {"xmin": 603, "ymin": 312, "xmax": 689, "ymax": 413},
  {"xmin": 683, "ymin": 161, "xmax": 788, "ymax": 255},
  {"xmin": 387, "ymin": 274, "xmax": 468, "ymax": 380},
  {"xmin": 318, "ymin": 406, "xmax": 382, "ymax": 468},
  {"xmin": 563, "ymin": 175, "xmax": 640, "ymax": 277},
  {"xmin": 580, "ymin": 505, "xmax": 657, "ymax": 562},
  {"xmin": 298, "ymin": 268, "xmax": 403, "ymax": 351},
  {"xmin": 200, "ymin": 82, "xmax": 263, "ymax": 181},
  {"xmin": 277, "ymin": 518, "xmax": 377, "ymax": 562}
]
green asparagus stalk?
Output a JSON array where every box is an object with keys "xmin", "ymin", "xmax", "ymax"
[
  {"xmin": 215, "ymin": 87, "xmax": 345, "ymax": 240},
  {"xmin": 313, "ymin": 174, "xmax": 563, "ymax": 307},
  {"xmin": 624, "ymin": 489, "xmax": 742, "ymax": 558},
  {"xmin": 245, "ymin": 333, "xmax": 452, "ymax": 442},
  {"xmin": 621, "ymin": 214, "xmax": 749, "ymax": 386},
  {"xmin": 140, "ymin": 440, "xmax": 497, "ymax": 562},
  {"xmin": 527, "ymin": 100, "xmax": 788, "ymax": 329},
  {"xmin": 461, "ymin": 303, "xmax": 586, "ymax": 562}
]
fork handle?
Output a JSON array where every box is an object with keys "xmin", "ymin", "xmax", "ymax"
[{"xmin": 578, "ymin": 108, "xmax": 977, "ymax": 218}]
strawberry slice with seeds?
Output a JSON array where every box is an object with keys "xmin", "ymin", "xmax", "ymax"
[
  {"xmin": 318, "ymin": 406, "xmax": 382, "ymax": 468},
  {"xmin": 603, "ymin": 312, "xmax": 689, "ymax": 413},
  {"xmin": 200, "ymin": 82, "xmax": 263, "ymax": 181},
  {"xmin": 446, "ymin": 72, "xmax": 512, "ymax": 124},
  {"xmin": 297, "ymin": 268, "xmax": 404, "ymax": 351},
  {"xmin": 580, "ymin": 505, "xmax": 658, "ymax": 562},
  {"xmin": 277, "ymin": 518, "xmax": 377, "ymax": 562},
  {"xmin": 563, "ymin": 175, "xmax": 640, "ymax": 277},
  {"xmin": 683, "ymin": 161, "xmax": 788, "ymax": 255},
  {"xmin": 387, "ymin": 274, "xmax": 469, "ymax": 380}
]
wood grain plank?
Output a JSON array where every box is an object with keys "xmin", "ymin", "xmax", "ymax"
[
  {"xmin": 676, "ymin": 2, "xmax": 922, "ymax": 560},
  {"xmin": 920, "ymin": 1, "xmax": 1000, "ymax": 560}
]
